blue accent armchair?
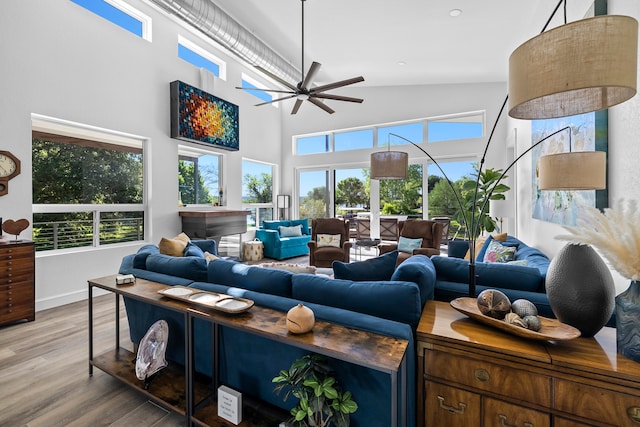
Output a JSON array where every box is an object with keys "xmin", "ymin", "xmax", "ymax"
[{"xmin": 254, "ymin": 219, "xmax": 311, "ymax": 260}]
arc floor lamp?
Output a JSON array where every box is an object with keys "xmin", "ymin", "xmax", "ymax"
[{"xmin": 371, "ymin": 0, "xmax": 638, "ymax": 297}]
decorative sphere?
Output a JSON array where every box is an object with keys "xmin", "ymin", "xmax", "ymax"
[
  {"xmin": 523, "ymin": 315, "xmax": 541, "ymax": 332},
  {"xmin": 511, "ymin": 299, "xmax": 538, "ymax": 318},
  {"xmin": 477, "ymin": 289, "xmax": 511, "ymax": 319},
  {"xmin": 286, "ymin": 304, "xmax": 315, "ymax": 334}
]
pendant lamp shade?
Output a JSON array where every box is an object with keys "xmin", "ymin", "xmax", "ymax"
[
  {"xmin": 509, "ymin": 15, "xmax": 638, "ymax": 119},
  {"xmin": 538, "ymin": 151, "xmax": 606, "ymax": 190},
  {"xmin": 370, "ymin": 151, "xmax": 408, "ymax": 180}
]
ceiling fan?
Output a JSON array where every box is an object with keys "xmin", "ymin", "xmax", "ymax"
[{"xmin": 236, "ymin": 0, "xmax": 365, "ymax": 114}]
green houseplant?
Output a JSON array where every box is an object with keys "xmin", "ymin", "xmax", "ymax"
[
  {"xmin": 273, "ymin": 354, "xmax": 358, "ymax": 427},
  {"xmin": 453, "ymin": 166, "xmax": 510, "ymax": 239}
]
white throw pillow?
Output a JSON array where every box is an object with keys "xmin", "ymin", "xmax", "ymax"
[
  {"xmin": 317, "ymin": 234, "xmax": 341, "ymax": 248},
  {"xmin": 279, "ymin": 224, "xmax": 303, "ymax": 237}
]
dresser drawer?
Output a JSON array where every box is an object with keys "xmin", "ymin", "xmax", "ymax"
[
  {"xmin": 552, "ymin": 416, "xmax": 593, "ymax": 427},
  {"xmin": 555, "ymin": 379, "xmax": 640, "ymax": 426},
  {"xmin": 425, "ymin": 349, "xmax": 551, "ymax": 407},
  {"xmin": 425, "ymin": 381, "xmax": 480, "ymax": 427},
  {"xmin": 484, "ymin": 397, "xmax": 550, "ymax": 427},
  {"xmin": 0, "ymin": 285, "xmax": 34, "ymax": 306},
  {"xmin": 0, "ymin": 245, "xmax": 34, "ymax": 261},
  {"xmin": 0, "ymin": 271, "xmax": 34, "ymax": 285},
  {"xmin": 0, "ymin": 304, "xmax": 34, "ymax": 323}
]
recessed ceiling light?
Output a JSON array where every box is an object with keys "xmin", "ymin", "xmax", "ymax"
[
  {"xmin": 449, "ymin": 9, "xmax": 462, "ymax": 17},
  {"xmin": 397, "ymin": 61, "xmax": 406, "ymax": 66}
]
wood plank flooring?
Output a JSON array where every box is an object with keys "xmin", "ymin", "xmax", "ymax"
[{"xmin": 0, "ymin": 294, "xmax": 185, "ymax": 427}]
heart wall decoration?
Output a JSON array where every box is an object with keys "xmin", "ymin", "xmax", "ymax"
[{"xmin": 2, "ymin": 218, "xmax": 30, "ymax": 240}]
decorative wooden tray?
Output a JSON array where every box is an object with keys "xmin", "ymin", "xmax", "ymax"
[
  {"xmin": 450, "ymin": 297, "xmax": 581, "ymax": 341},
  {"xmin": 158, "ymin": 286, "xmax": 254, "ymax": 314}
]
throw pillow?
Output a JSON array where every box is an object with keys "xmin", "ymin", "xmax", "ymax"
[
  {"xmin": 317, "ymin": 234, "xmax": 341, "ymax": 248},
  {"xmin": 397, "ymin": 236, "xmax": 423, "ymax": 253},
  {"xmin": 332, "ymin": 250, "xmax": 398, "ymax": 281},
  {"xmin": 204, "ymin": 251, "xmax": 218, "ymax": 263},
  {"xmin": 260, "ymin": 262, "xmax": 317, "ymax": 274},
  {"xmin": 507, "ymin": 259, "xmax": 529, "ymax": 266},
  {"xmin": 464, "ymin": 232, "xmax": 507, "ymax": 260},
  {"xmin": 483, "ymin": 239, "xmax": 516, "ymax": 263},
  {"xmin": 184, "ymin": 242, "xmax": 205, "ymax": 258},
  {"xmin": 159, "ymin": 232, "xmax": 191, "ymax": 257},
  {"xmin": 278, "ymin": 224, "xmax": 303, "ymax": 237}
]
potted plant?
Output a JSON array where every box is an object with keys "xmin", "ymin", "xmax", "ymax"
[
  {"xmin": 453, "ymin": 166, "xmax": 510, "ymax": 240},
  {"xmin": 273, "ymin": 354, "xmax": 358, "ymax": 427}
]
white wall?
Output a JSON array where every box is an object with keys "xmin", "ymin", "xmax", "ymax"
[
  {"xmin": 512, "ymin": 0, "xmax": 640, "ymax": 295},
  {"xmin": 0, "ymin": 0, "xmax": 281, "ymax": 309}
]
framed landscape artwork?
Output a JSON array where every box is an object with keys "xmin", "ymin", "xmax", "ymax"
[
  {"xmin": 531, "ymin": 110, "xmax": 608, "ymax": 226},
  {"xmin": 170, "ymin": 80, "xmax": 239, "ymax": 151}
]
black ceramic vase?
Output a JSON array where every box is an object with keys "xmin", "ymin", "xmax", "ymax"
[
  {"xmin": 546, "ymin": 243, "xmax": 615, "ymax": 337},
  {"xmin": 616, "ymin": 280, "xmax": 640, "ymax": 363}
]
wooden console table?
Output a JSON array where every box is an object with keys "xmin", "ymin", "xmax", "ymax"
[
  {"xmin": 416, "ymin": 300, "xmax": 640, "ymax": 427},
  {"xmin": 88, "ymin": 275, "xmax": 409, "ymax": 426}
]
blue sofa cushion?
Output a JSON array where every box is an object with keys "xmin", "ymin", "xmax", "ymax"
[
  {"xmin": 332, "ymin": 250, "xmax": 398, "ymax": 281},
  {"xmin": 278, "ymin": 236, "xmax": 310, "ymax": 248},
  {"xmin": 432, "ymin": 255, "xmax": 542, "ymax": 292},
  {"xmin": 133, "ymin": 244, "xmax": 160, "ymax": 269},
  {"xmin": 184, "ymin": 241, "xmax": 205, "ymax": 257},
  {"xmin": 291, "ymin": 274, "xmax": 422, "ymax": 328},
  {"xmin": 391, "ymin": 255, "xmax": 436, "ymax": 306},
  {"xmin": 207, "ymin": 258, "xmax": 293, "ymax": 297},
  {"xmin": 145, "ymin": 253, "xmax": 208, "ymax": 282}
]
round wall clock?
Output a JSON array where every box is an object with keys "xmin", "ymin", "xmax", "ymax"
[{"xmin": 0, "ymin": 151, "xmax": 21, "ymax": 196}]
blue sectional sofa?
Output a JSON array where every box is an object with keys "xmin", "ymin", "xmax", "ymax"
[
  {"xmin": 119, "ymin": 247, "xmax": 437, "ymax": 427},
  {"xmin": 254, "ymin": 219, "xmax": 312, "ymax": 260},
  {"xmin": 431, "ymin": 235, "xmax": 553, "ymax": 316}
]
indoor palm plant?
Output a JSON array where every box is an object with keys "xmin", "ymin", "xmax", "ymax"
[{"xmin": 273, "ymin": 354, "xmax": 358, "ymax": 427}]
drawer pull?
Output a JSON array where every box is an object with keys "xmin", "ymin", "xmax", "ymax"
[
  {"xmin": 437, "ymin": 395, "xmax": 466, "ymax": 414},
  {"xmin": 474, "ymin": 368, "xmax": 490, "ymax": 382},
  {"xmin": 628, "ymin": 406, "xmax": 640, "ymax": 423},
  {"xmin": 499, "ymin": 414, "xmax": 533, "ymax": 427}
]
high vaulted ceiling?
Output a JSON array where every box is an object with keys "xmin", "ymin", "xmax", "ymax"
[{"xmin": 211, "ymin": 0, "xmax": 596, "ymax": 88}]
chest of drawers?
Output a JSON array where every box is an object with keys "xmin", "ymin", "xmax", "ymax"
[
  {"xmin": 0, "ymin": 240, "xmax": 35, "ymax": 325},
  {"xmin": 417, "ymin": 300, "xmax": 640, "ymax": 427}
]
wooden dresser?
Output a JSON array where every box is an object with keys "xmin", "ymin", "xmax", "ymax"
[
  {"xmin": 417, "ymin": 300, "xmax": 640, "ymax": 427},
  {"xmin": 0, "ymin": 240, "xmax": 35, "ymax": 325}
]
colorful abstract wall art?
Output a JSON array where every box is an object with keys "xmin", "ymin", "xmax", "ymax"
[{"xmin": 170, "ymin": 80, "xmax": 239, "ymax": 151}]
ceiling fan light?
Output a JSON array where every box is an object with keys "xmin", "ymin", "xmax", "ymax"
[
  {"xmin": 296, "ymin": 93, "xmax": 309, "ymax": 100},
  {"xmin": 509, "ymin": 15, "xmax": 638, "ymax": 119}
]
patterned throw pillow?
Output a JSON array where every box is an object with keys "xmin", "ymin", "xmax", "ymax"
[
  {"xmin": 482, "ymin": 239, "xmax": 516, "ymax": 263},
  {"xmin": 397, "ymin": 237, "xmax": 423, "ymax": 253},
  {"xmin": 260, "ymin": 262, "xmax": 317, "ymax": 274},
  {"xmin": 278, "ymin": 224, "xmax": 303, "ymax": 237},
  {"xmin": 317, "ymin": 234, "xmax": 341, "ymax": 248}
]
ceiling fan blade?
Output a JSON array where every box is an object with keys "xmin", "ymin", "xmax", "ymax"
[
  {"xmin": 255, "ymin": 94, "xmax": 298, "ymax": 106},
  {"xmin": 308, "ymin": 97, "xmax": 335, "ymax": 114},
  {"xmin": 312, "ymin": 93, "xmax": 364, "ymax": 103},
  {"xmin": 255, "ymin": 66, "xmax": 298, "ymax": 91},
  {"xmin": 291, "ymin": 99, "xmax": 304, "ymax": 115},
  {"xmin": 236, "ymin": 87, "xmax": 296, "ymax": 94},
  {"xmin": 300, "ymin": 62, "xmax": 321, "ymax": 91},
  {"xmin": 311, "ymin": 76, "xmax": 365, "ymax": 93}
]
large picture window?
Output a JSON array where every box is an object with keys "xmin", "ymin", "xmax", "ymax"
[
  {"xmin": 178, "ymin": 146, "xmax": 222, "ymax": 206},
  {"xmin": 242, "ymin": 160, "xmax": 274, "ymax": 227},
  {"xmin": 32, "ymin": 117, "xmax": 145, "ymax": 252}
]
